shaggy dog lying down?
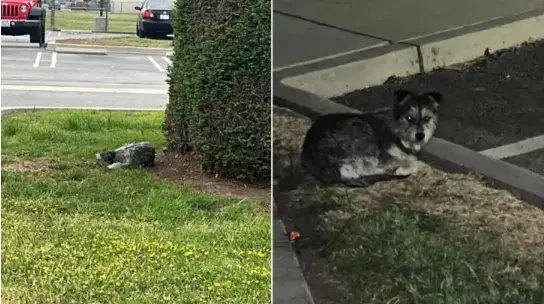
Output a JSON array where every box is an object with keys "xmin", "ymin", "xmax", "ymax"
[{"xmin": 95, "ymin": 141, "xmax": 155, "ymax": 169}]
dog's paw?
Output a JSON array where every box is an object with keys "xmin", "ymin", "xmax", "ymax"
[
  {"xmin": 393, "ymin": 164, "xmax": 418, "ymax": 176},
  {"xmin": 107, "ymin": 163, "xmax": 123, "ymax": 170}
]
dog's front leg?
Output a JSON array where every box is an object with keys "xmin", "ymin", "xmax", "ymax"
[
  {"xmin": 393, "ymin": 160, "xmax": 419, "ymax": 177},
  {"xmin": 339, "ymin": 158, "xmax": 387, "ymax": 187},
  {"xmin": 342, "ymin": 177, "xmax": 371, "ymax": 187},
  {"xmin": 107, "ymin": 162, "xmax": 124, "ymax": 170}
]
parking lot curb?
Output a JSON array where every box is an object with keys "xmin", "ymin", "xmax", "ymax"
[
  {"xmin": 282, "ymin": 43, "xmax": 420, "ymax": 99},
  {"xmin": 408, "ymin": 7, "xmax": 544, "ymax": 72},
  {"xmin": 59, "ymin": 29, "xmax": 93, "ymax": 34},
  {"xmin": 46, "ymin": 42, "xmax": 173, "ymax": 56},
  {"xmin": 54, "ymin": 46, "xmax": 108, "ymax": 55},
  {"xmin": 273, "ymin": 80, "xmax": 544, "ymax": 210},
  {"xmin": 273, "ymin": 200, "xmax": 316, "ymax": 304},
  {"xmin": 279, "ymin": 7, "xmax": 544, "ymax": 99}
]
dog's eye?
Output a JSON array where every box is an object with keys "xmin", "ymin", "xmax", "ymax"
[
  {"xmin": 406, "ymin": 116, "xmax": 414, "ymax": 122},
  {"xmin": 423, "ymin": 116, "xmax": 431, "ymax": 122}
]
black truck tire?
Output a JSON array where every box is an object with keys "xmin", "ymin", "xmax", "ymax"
[
  {"xmin": 29, "ymin": 8, "xmax": 46, "ymax": 47},
  {"xmin": 29, "ymin": 22, "xmax": 45, "ymax": 46}
]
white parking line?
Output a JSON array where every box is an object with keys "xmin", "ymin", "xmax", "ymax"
[
  {"xmin": 33, "ymin": 52, "xmax": 42, "ymax": 67},
  {"xmin": 47, "ymin": 31, "xmax": 51, "ymax": 36},
  {"xmin": 50, "ymin": 52, "xmax": 57, "ymax": 68},
  {"xmin": 162, "ymin": 56, "xmax": 172, "ymax": 65},
  {"xmin": 57, "ymin": 31, "xmax": 61, "ymax": 37},
  {"xmin": 479, "ymin": 134, "xmax": 544, "ymax": 159},
  {"xmin": 147, "ymin": 56, "xmax": 165, "ymax": 72}
]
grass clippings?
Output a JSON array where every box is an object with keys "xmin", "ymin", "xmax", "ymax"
[
  {"xmin": 273, "ymin": 106, "xmax": 544, "ymax": 304},
  {"xmin": 1, "ymin": 110, "xmax": 271, "ymax": 304},
  {"xmin": 1, "ymin": 157, "xmax": 66, "ymax": 173}
]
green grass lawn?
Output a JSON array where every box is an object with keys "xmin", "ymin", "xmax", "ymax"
[
  {"xmin": 297, "ymin": 191, "xmax": 544, "ymax": 303},
  {"xmin": 46, "ymin": 10, "xmax": 135, "ymax": 33},
  {"xmin": 1, "ymin": 110, "xmax": 271, "ymax": 303},
  {"xmin": 60, "ymin": 37, "xmax": 173, "ymax": 48}
]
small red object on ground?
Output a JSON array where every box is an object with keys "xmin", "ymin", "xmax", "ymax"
[{"xmin": 288, "ymin": 231, "xmax": 300, "ymax": 243}]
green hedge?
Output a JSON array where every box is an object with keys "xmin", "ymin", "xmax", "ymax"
[{"xmin": 164, "ymin": 0, "xmax": 270, "ymax": 183}]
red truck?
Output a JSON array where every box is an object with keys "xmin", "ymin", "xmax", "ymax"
[{"xmin": 1, "ymin": 0, "xmax": 46, "ymax": 46}]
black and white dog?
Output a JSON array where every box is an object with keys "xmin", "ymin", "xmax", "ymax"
[
  {"xmin": 300, "ymin": 89, "xmax": 443, "ymax": 187},
  {"xmin": 96, "ymin": 141, "xmax": 156, "ymax": 169}
]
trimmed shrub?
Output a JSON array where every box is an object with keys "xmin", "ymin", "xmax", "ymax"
[{"xmin": 164, "ymin": 0, "xmax": 271, "ymax": 183}]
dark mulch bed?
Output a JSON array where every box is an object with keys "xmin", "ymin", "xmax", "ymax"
[
  {"xmin": 332, "ymin": 39, "xmax": 544, "ymax": 151},
  {"xmin": 151, "ymin": 151, "xmax": 270, "ymax": 209}
]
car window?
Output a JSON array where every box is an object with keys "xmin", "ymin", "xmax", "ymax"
[{"xmin": 147, "ymin": 0, "xmax": 173, "ymax": 10}]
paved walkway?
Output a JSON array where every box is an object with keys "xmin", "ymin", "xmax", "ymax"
[{"xmin": 274, "ymin": 0, "xmax": 544, "ymax": 70}]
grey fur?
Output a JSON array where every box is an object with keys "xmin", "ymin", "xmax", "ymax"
[
  {"xmin": 300, "ymin": 89, "xmax": 443, "ymax": 187},
  {"xmin": 95, "ymin": 141, "xmax": 156, "ymax": 169}
]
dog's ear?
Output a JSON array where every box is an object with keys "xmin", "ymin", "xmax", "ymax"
[
  {"xmin": 393, "ymin": 89, "xmax": 413, "ymax": 106},
  {"xmin": 425, "ymin": 91, "xmax": 443, "ymax": 108}
]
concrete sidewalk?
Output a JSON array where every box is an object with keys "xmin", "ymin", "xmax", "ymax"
[{"xmin": 274, "ymin": 0, "xmax": 544, "ymax": 69}]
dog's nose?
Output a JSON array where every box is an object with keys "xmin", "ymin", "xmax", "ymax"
[{"xmin": 415, "ymin": 132, "xmax": 425, "ymax": 141}]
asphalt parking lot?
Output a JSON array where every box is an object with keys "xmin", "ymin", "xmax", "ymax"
[{"xmin": 1, "ymin": 41, "xmax": 169, "ymax": 110}]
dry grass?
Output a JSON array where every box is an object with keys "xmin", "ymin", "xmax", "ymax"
[
  {"xmin": 273, "ymin": 106, "xmax": 544, "ymax": 302},
  {"xmin": 2, "ymin": 157, "xmax": 65, "ymax": 173},
  {"xmin": 273, "ymin": 106, "xmax": 544, "ymax": 258}
]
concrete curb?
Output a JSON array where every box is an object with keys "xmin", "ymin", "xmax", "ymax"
[
  {"xmin": 52, "ymin": 34, "xmax": 132, "ymax": 41},
  {"xmin": 273, "ymin": 81, "xmax": 544, "ymax": 209},
  {"xmin": 45, "ymin": 42, "xmax": 173, "ymax": 56},
  {"xmin": 1, "ymin": 43, "xmax": 44, "ymax": 49},
  {"xmin": 280, "ymin": 7, "xmax": 544, "ymax": 99},
  {"xmin": 273, "ymin": 207, "xmax": 316, "ymax": 304},
  {"xmin": 281, "ymin": 44, "xmax": 420, "ymax": 99},
  {"xmin": 409, "ymin": 7, "xmax": 544, "ymax": 71},
  {"xmin": 59, "ymin": 29, "xmax": 92, "ymax": 34},
  {"xmin": 58, "ymin": 29, "xmax": 134, "ymax": 35}
]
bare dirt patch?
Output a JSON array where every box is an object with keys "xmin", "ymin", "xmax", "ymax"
[
  {"xmin": 152, "ymin": 151, "xmax": 270, "ymax": 208},
  {"xmin": 2, "ymin": 157, "xmax": 64, "ymax": 173},
  {"xmin": 273, "ymin": 106, "xmax": 544, "ymax": 302}
]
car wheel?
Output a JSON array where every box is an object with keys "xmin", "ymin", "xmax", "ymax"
[
  {"xmin": 30, "ymin": 19, "xmax": 46, "ymax": 46},
  {"xmin": 136, "ymin": 24, "xmax": 147, "ymax": 38}
]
